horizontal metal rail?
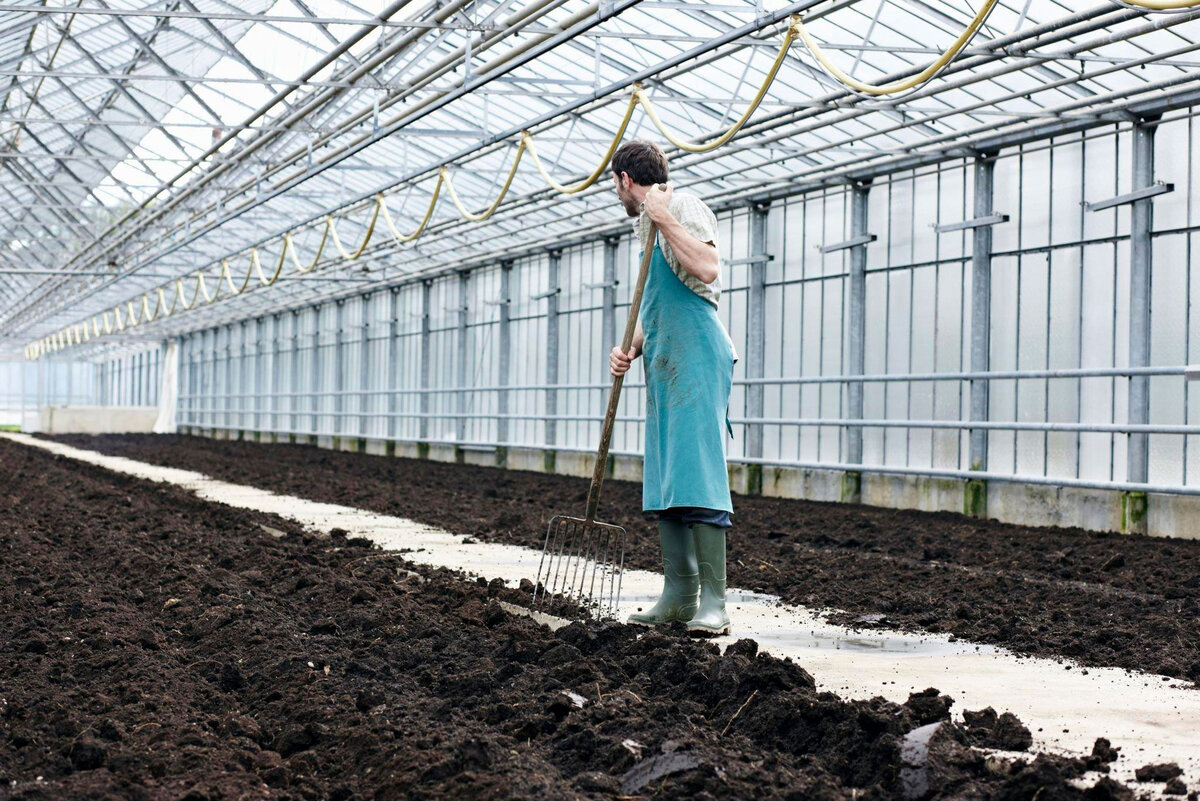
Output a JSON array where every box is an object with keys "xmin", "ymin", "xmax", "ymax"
[
  {"xmin": 734, "ymin": 456, "xmax": 1200, "ymax": 497},
  {"xmin": 177, "ymin": 364, "xmax": 1194, "ymax": 400},
  {"xmin": 180, "ymin": 407, "xmax": 1200, "ymax": 435},
  {"xmin": 176, "ymin": 420, "xmax": 1200, "ymax": 498}
]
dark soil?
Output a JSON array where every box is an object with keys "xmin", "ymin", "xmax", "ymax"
[
  {"xmin": 45, "ymin": 433, "xmax": 1200, "ymax": 685},
  {"xmin": 0, "ymin": 437, "xmax": 1144, "ymax": 800}
]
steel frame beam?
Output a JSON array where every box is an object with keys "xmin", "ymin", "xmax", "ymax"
[
  {"xmin": 14, "ymin": 2, "xmax": 1200, "ymax": 352},
  {"xmin": 843, "ymin": 182, "xmax": 869, "ymax": 480},
  {"xmin": 1128, "ymin": 118, "xmax": 1156, "ymax": 486},
  {"xmin": 969, "ymin": 153, "xmax": 996, "ymax": 474},
  {"xmin": 745, "ymin": 203, "xmax": 769, "ymax": 467}
]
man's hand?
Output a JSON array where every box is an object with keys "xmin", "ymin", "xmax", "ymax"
[
  {"xmin": 641, "ymin": 182, "xmax": 673, "ymax": 224},
  {"xmin": 610, "ymin": 345, "xmax": 638, "ymax": 377}
]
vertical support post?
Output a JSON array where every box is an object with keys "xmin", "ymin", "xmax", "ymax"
[
  {"xmin": 387, "ymin": 288, "xmax": 400, "ymax": 444},
  {"xmin": 545, "ymin": 251, "xmax": 561, "ymax": 472},
  {"xmin": 843, "ymin": 181, "xmax": 870, "ymax": 503},
  {"xmin": 199, "ymin": 332, "xmax": 206, "ymax": 429},
  {"xmin": 420, "ymin": 281, "xmax": 432, "ymax": 444},
  {"xmin": 745, "ymin": 202, "xmax": 770, "ymax": 495},
  {"xmin": 334, "ymin": 300, "xmax": 346, "ymax": 445},
  {"xmin": 456, "ymin": 271, "xmax": 470, "ymax": 452},
  {"xmin": 254, "ymin": 317, "xmax": 265, "ymax": 438},
  {"xmin": 271, "ymin": 314, "xmax": 282, "ymax": 439},
  {"xmin": 19, "ymin": 356, "xmax": 26, "ymax": 431},
  {"xmin": 209, "ymin": 330, "xmax": 217, "ymax": 430},
  {"xmin": 239, "ymin": 321, "xmax": 249, "ymax": 437},
  {"xmin": 310, "ymin": 306, "xmax": 322, "ymax": 442},
  {"xmin": 359, "ymin": 295, "xmax": 371, "ymax": 445},
  {"xmin": 290, "ymin": 310, "xmax": 301, "ymax": 441},
  {"xmin": 224, "ymin": 325, "xmax": 233, "ymax": 433},
  {"xmin": 239, "ymin": 322, "xmax": 248, "ymax": 436},
  {"xmin": 1125, "ymin": 118, "xmax": 1156, "ymax": 531},
  {"xmin": 497, "ymin": 262, "xmax": 512, "ymax": 466},
  {"xmin": 601, "ymin": 238, "xmax": 618, "ymax": 360},
  {"xmin": 966, "ymin": 153, "xmax": 997, "ymax": 518},
  {"xmin": 601, "ymin": 238, "xmax": 619, "ymax": 472},
  {"xmin": 177, "ymin": 338, "xmax": 186, "ymax": 430}
]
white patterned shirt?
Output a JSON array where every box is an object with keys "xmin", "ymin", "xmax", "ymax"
[{"xmin": 634, "ymin": 188, "xmax": 722, "ymax": 309}]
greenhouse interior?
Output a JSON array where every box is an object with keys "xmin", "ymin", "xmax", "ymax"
[{"xmin": 2, "ymin": 0, "xmax": 1200, "ymax": 797}]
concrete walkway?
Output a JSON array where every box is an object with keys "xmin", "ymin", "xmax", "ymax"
[{"xmin": 7, "ymin": 432, "xmax": 1197, "ymax": 792}]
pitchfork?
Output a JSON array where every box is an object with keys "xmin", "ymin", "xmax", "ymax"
[{"xmin": 531, "ymin": 216, "xmax": 661, "ymax": 619}]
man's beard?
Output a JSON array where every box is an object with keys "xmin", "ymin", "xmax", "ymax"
[{"xmin": 622, "ymin": 197, "xmax": 639, "ymax": 217}]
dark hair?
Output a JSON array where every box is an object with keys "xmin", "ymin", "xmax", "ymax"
[{"xmin": 611, "ymin": 140, "xmax": 668, "ymax": 186}]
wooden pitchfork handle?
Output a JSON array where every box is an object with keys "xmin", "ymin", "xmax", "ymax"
[{"xmin": 584, "ymin": 210, "xmax": 661, "ymax": 523}]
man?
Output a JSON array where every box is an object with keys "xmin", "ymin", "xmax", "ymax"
[{"xmin": 608, "ymin": 140, "xmax": 736, "ymax": 636}]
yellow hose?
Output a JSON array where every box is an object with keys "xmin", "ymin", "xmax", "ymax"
[
  {"xmin": 221, "ymin": 258, "xmax": 239, "ymax": 295},
  {"xmin": 637, "ymin": 19, "xmax": 800, "ymax": 152},
  {"xmin": 381, "ymin": 177, "xmax": 444, "ymax": 243},
  {"xmin": 794, "ymin": 1, "xmax": 998, "ymax": 96},
  {"xmin": 253, "ymin": 241, "xmax": 288, "ymax": 285},
  {"xmin": 287, "ymin": 227, "xmax": 331, "ymax": 274},
  {"xmin": 443, "ymin": 139, "xmax": 528, "ymax": 221},
  {"xmin": 329, "ymin": 197, "xmax": 382, "ymax": 260},
  {"xmin": 523, "ymin": 92, "xmax": 639, "ymax": 193},
  {"xmin": 197, "ymin": 270, "xmax": 217, "ymax": 303}
]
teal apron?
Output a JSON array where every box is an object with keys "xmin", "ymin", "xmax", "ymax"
[{"xmin": 640, "ymin": 241, "xmax": 735, "ymax": 514}]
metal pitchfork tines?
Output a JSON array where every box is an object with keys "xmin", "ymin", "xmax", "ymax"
[{"xmin": 532, "ymin": 211, "xmax": 663, "ymax": 619}]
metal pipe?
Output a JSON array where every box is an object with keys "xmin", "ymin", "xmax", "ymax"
[
  {"xmin": 387, "ymin": 289, "xmax": 400, "ymax": 441},
  {"xmin": 497, "ymin": 262, "xmax": 512, "ymax": 448},
  {"xmin": 360, "ymin": 296, "xmax": 370, "ymax": 439},
  {"xmin": 969, "ymin": 153, "xmax": 996, "ymax": 472},
  {"xmin": 171, "ymin": 421, "xmax": 1200, "ymax": 499},
  {"xmin": 169, "ymin": 407, "xmax": 1200, "ymax": 436},
  {"xmin": 601, "ymin": 238, "xmax": 618, "ymax": 371},
  {"xmin": 745, "ymin": 203, "xmax": 769, "ymax": 463},
  {"xmin": 845, "ymin": 182, "xmax": 869, "ymax": 466},
  {"xmin": 456, "ymin": 272, "xmax": 469, "ymax": 443},
  {"xmin": 176, "ymin": 363, "xmax": 1194, "ymax": 398},
  {"xmin": 545, "ymin": 251, "xmax": 561, "ymax": 449},
  {"xmin": 1128, "ymin": 118, "xmax": 1156, "ymax": 485},
  {"xmin": 310, "ymin": 306, "xmax": 321, "ymax": 435},
  {"xmin": 419, "ymin": 281, "xmax": 431, "ymax": 441},
  {"xmin": 334, "ymin": 300, "xmax": 346, "ymax": 438}
]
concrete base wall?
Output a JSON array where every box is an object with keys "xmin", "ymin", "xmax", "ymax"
[
  {"xmin": 38, "ymin": 406, "xmax": 158, "ymax": 435},
  {"xmin": 862, "ymin": 473, "xmax": 966, "ymax": 514},
  {"xmin": 179, "ymin": 429, "xmax": 1200, "ymax": 540}
]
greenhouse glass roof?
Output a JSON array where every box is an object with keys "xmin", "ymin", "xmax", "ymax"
[{"xmin": 3, "ymin": 0, "xmax": 1199, "ymax": 359}]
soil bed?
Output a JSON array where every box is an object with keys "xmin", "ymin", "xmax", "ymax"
[
  {"xmin": 1, "ymin": 437, "xmax": 1142, "ymax": 800},
  {"xmin": 46, "ymin": 433, "xmax": 1200, "ymax": 685}
]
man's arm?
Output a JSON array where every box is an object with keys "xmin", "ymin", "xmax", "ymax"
[
  {"xmin": 642, "ymin": 185, "xmax": 719, "ymax": 284},
  {"xmin": 610, "ymin": 320, "xmax": 644, "ymax": 377}
]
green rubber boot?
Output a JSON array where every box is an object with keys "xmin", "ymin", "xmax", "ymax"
[
  {"xmin": 688, "ymin": 524, "xmax": 731, "ymax": 635},
  {"xmin": 627, "ymin": 520, "xmax": 699, "ymax": 626}
]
